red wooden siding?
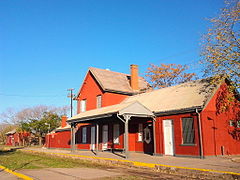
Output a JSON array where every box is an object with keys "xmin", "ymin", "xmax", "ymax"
[
  {"xmin": 156, "ymin": 113, "xmax": 200, "ymax": 156},
  {"xmin": 45, "ymin": 131, "xmax": 71, "ymax": 149},
  {"xmin": 77, "ymin": 72, "xmax": 127, "ymax": 114},
  {"xmin": 201, "ymin": 83, "xmax": 240, "ymax": 156}
]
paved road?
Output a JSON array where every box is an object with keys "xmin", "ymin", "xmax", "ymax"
[
  {"xmin": 0, "ymin": 169, "xmax": 18, "ymax": 180},
  {"xmin": 25, "ymin": 147, "xmax": 240, "ymax": 174},
  {"xmin": 18, "ymin": 168, "xmax": 122, "ymax": 180}
]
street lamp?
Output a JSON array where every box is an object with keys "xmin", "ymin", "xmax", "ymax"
[{"xmin": 45, "ymin": 123, "xmax": 50, "ymax": 148}]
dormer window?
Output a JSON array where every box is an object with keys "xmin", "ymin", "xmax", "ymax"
[
  {"xmin": 80, "ymin": 99, "xmax": 86, "ymax": 112},
  {"xmin": 96, "ymin": 95, "xmax": 102, "ymax": 108}
]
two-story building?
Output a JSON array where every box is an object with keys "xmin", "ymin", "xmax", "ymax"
[{"xmin": 46, "ymin": 65, "xmax": 240, "ymax": 158}]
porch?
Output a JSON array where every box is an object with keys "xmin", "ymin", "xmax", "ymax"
[{"xmin": 67, "ymin": 101, "xmax": 156, "ymax": 158}]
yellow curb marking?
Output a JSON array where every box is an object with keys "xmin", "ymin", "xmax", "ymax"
[
  {"xmin": 23, "ymin": 149, "xmax": 240, "ymax": 176},
  {"xmin": 0, "ymin": 165, "xmax": 33, "ymax": 180}
]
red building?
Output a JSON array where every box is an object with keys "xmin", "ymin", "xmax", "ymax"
[
  {"xmin": 5, "ymin": 129, "xmax": 30, "ymax": 146},
  {"xmin": 47, "ymin": 65, "xmax": 240, "ymax": 158}
]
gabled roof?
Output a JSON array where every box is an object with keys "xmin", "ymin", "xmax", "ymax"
[
  {"xmin": 68, "ymin": 101, "xmax": 154, "ymax": 123},
  {"xmin": 55, "ymin": 124, "xmax": 71, "ymax": 132},
  {"xmin": 5, "ymin": 129, "xmax": 16, "ymax": 135},
  {"xmin": 77, "ymin": 67, "xmax": 149, "ymax": 96},
  {"xmin": 70, "ymin": 78, "xmax": 218, "ymax": 122},
  {"xmin": 123, "ymin": 79, "xmax": 217, "ymax": 114}
]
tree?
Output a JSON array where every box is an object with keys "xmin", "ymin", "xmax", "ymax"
[
  {"xmin": 0, "ymin": 105, "xmax": 69, "ymax": 124},
  {"xmin": 200, "ymin": 0, "xmax": 240, "ymax": 88},
  {"xmin": 145, "ymin": 63, "xmax": 197, "ymax": 89},
  {"xmin": 19, "ymin": 112, "xmax": 61, "ymax": 145}
]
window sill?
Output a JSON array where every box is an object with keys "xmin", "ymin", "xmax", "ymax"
[{"xmin": 180, "ymin": 144, "xmax": 196, "ymax": 146}]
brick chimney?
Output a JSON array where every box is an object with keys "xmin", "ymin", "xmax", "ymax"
[
  {"xmin": 130, "ymin": 64, "xmax": 139, "ymax": 91},
  {"xmin": 61, "ymin": 115, "xmax": 67, "ymax": 127}
]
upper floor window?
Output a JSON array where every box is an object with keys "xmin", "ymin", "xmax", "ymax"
[
  {"xmin": 182, "ymin": 117, "xmax": 195, "ymax": 144},
  {"xmin": 80, "ymin": 99, "xmax": 86, "ymax": 112},
  {"xmin": 96, "ymin": 95, "xmax": 102, "ymax": 108}
]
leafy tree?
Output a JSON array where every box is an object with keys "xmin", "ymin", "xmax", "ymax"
[
  {"xmin": 145, "ymin": 63, "xmax": 197, "ymax": 89},
  {"xmin": 19, "ymin": 112, "xmax": 61, "ymax": 145},
  {"xmin": 200, "ymin": 0, "xmax": 240, "ymax": 88}
]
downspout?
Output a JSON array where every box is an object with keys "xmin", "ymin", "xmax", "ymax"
[
  {"xmin": 152, "ymin": 116, "xmax": 157, "ymax": 156},
  {"xmin": 196, "ymin": 109, "xmax": 204, "ymax": 159}
]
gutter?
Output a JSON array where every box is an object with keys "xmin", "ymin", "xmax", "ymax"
[
  {"xmin": 196, "ymin": 108, "xmax": 204, "ymax": 159},
  {"xmin": 67, "ymin": 113, "xmax": 114, "ymax": 123},
  {"xmin": 154, "ymin": 106, "xmax": 202, "ymax": 116}
]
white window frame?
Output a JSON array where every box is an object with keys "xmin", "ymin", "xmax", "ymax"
[
  {"xmin": 82, "ymin": 127, "xmax": 87, "ymax": 143},
  {"xmin": 113, "ymin": 124, "xmax": 120, "ymax": 144},
  {"xmin": 96, "ymin": 95, "xmax": 102, "ymax": 108},
  {"xmin": 138, "ymin": 123, "xmax": 143, "ymax": 142},
  {"xmin": 80, "ymin": 99, "xmax": 86, "ymax": 112}
]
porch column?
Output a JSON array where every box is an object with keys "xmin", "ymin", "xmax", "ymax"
[
  {"xmin": 71, "ymin": 123, "xmax": 76, "ymax": 152},
  {"xmin": 124, "ymin": 115, "xmax": 130, "ymax": 159},
  {"xmin": 153, "ymin": 118, "xmax": 156, "ymax": 156},
  {"xmin": 96, "ymin": 123, "xmax": 99, "ymax": 155}
]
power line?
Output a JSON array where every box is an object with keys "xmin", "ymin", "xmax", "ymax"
[{"xmin": 0, "ymin": 93, "xmax": 66, "ymax": 98}]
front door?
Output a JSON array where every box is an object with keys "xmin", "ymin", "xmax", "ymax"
[
  {"xmin": 102, "ymin": 125, "xmax": 108, "ymax": 150},
  {"xmin": 143, "ymin": 124, "xmax": 154, "ymax": 154},
  {"xmin": 91, "ymin": 126, "xmax": 95, "ymax": 150},
  {"xmin": 163, "ymin": 120, "xmax": 174, "ymax": 155}
]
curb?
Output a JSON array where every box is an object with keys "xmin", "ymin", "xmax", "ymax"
[
  {"xmin": 0, "ymin": 165, "xmax": 33, "ymax": 180},
  {"xmin": 23, "ymin": 149, "xmax": 240, "ymax": 176}
]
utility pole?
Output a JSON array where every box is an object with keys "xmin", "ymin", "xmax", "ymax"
[{"xmin": 67, "ymin": 88, "xmax": 75, "ymax": 117}]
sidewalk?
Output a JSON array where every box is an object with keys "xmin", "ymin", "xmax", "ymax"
[{"xmin": 23, "ymin": 147, "xmax": 240, "ymax": 175}]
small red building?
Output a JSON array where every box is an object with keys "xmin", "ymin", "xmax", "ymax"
[
  {"xmin": 5, "ymin": 129, "xmax": 30, "ymax": 146},
  {"xmin": 48, "ymin": 65, "xmax": 240, "ymax": 158}
]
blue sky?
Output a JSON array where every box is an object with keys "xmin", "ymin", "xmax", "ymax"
[{"xmin": 0, "ymin": 0, "xmax": 224, "ymax": 119}]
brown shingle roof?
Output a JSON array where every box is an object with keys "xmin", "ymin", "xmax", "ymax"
[
  {"xmin": 70, "ymin": 78, "xmax": 218, "ymax": 122},
  {"xmin": 123, "ymin": 79, "xmax": 216, "ymax": 113},
  {"xmin": 89, "ymin": 67, "xmax": 149, "ymax": 94}
]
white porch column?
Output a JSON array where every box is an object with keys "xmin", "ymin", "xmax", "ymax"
[
  {"xmin": 71, "ymin": 123, "xmax": 76, "ymax": 152},
  {"xmin": 124, "ymin": 115, "xmax": 130, "ymax": 159},
  {"xmin": 96, "ymin": 123, "xmax": 99, "ymax": 155}
]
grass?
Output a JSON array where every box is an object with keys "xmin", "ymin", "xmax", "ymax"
[{"xmin": 0, "ymin": 148, "xmax": 108, "ymax": 170}]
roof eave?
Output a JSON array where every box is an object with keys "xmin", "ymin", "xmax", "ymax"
[
  {"xmin": 154, "ymin": 106, "xmax": 203, "ymax": 116},
  {"xmin": 67, "ymin": 113, "xmax": 115, "ymax": 124}
]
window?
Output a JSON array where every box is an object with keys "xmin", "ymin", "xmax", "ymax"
[
  {"xmin": 82, "ymin": 127, "xmax": 87, "ymax": 143},
  {"xmin": 96, "ymin": 95, "xmax": 102, "ymax": 108},
  {"xmin": 80, "ymin": 99, "xmax": 86, "ymax": 112},
  {"xmin": 113, "ymin": 124, "xmax": 120, "ymax": 144},
  {"xmin": 138, "ymin": 123, "xmax": 143, "ymax": 142},
  {"xmin": 237, "ymin": 121, "xmax": 240, "ymax": 128},
  {"xmin": 229, "ymin": 120, "xmax": 235, "ymax": 127},
  {"xmin": 182, "ymin": 117, "xmax": 195, "ymax": 144}
]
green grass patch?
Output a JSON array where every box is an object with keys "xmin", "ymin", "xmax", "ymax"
[{"xmin": 0, "ymin": 149, "xmax": 108, "ymax": 170}]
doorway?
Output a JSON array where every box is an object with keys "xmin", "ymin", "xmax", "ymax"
[
  {"xmin": 102, "ymin": 125, "xmax": 108, "ymax": 150},
  {"xmin": 163, "ymin": 120, "xmax": 174, "ymax": 155},
  {"xmin": 91, "ymin": 126, "xmax": 95, "ymax": 150}
]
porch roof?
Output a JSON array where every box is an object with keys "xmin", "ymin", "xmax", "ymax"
[
  {"xmin": 68, "ymin": 101, "xmax": 154, "ymax": 123},
  {"xmin": 5, "ymin": 129, "xmax": 16, "ymax": 135}
]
